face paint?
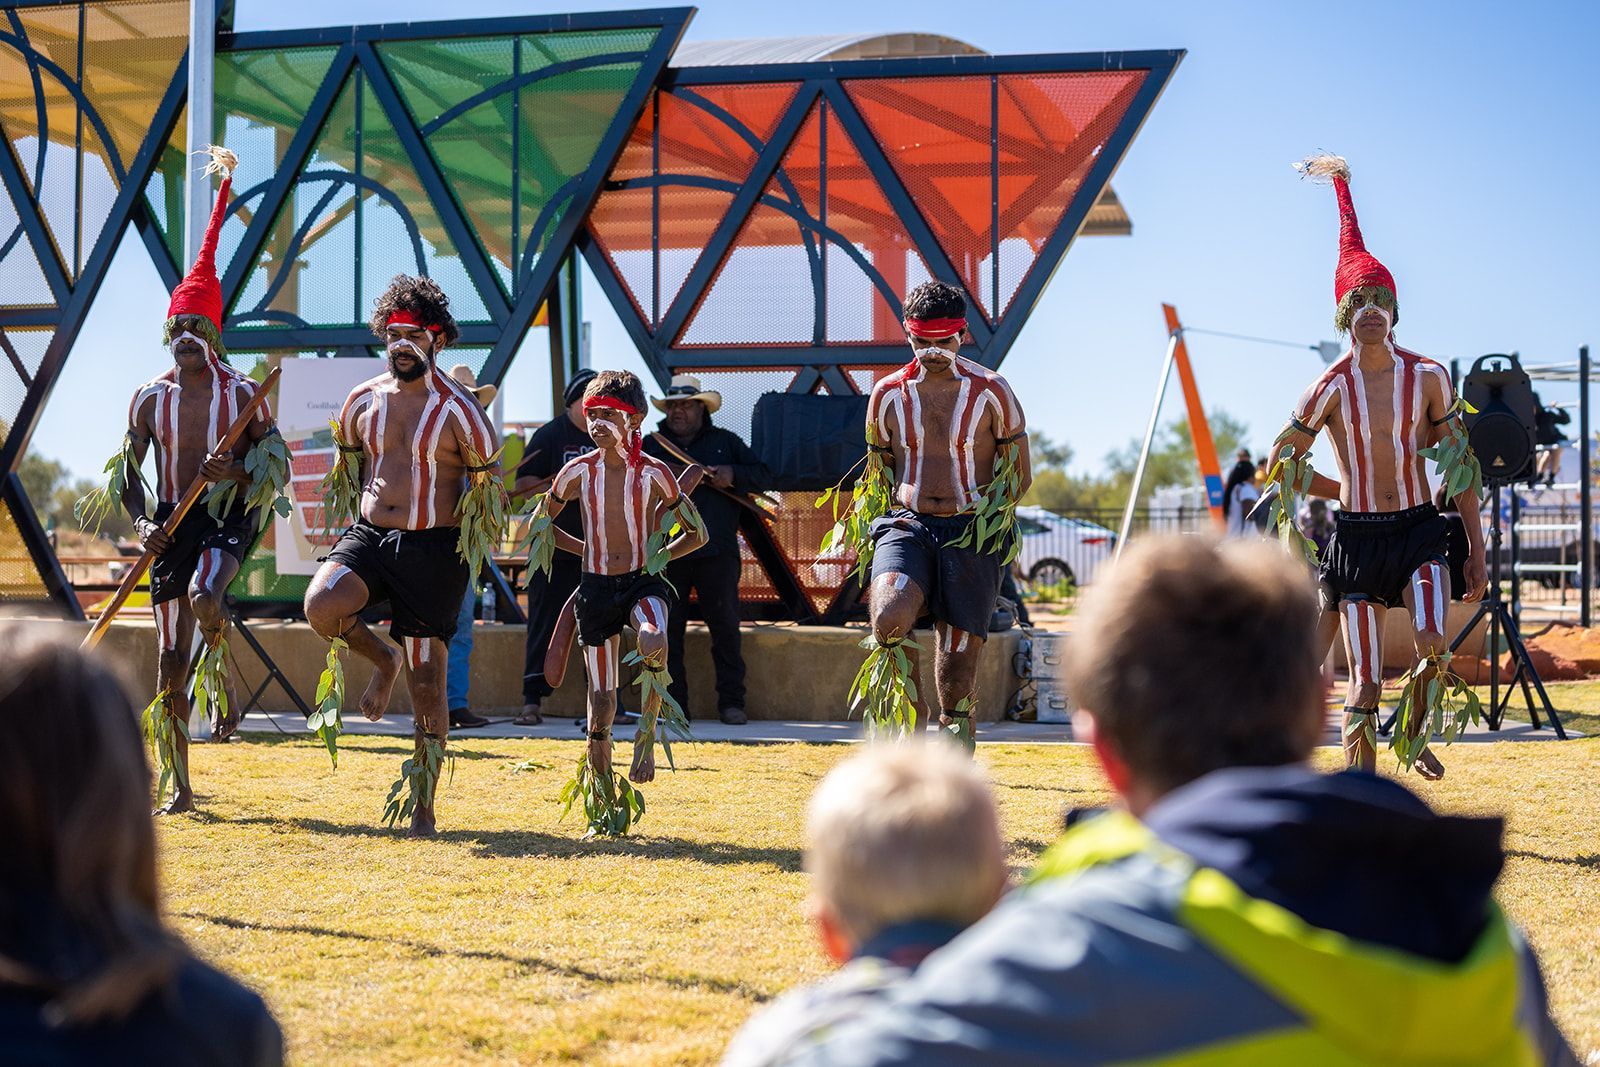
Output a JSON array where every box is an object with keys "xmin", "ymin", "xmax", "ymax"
[
  {"xmin": 387, "ymin": 337, "xmax": 431, "ymax": 382},
  {"xmin": 170, "ymin": 329, "xmax": 211, "ymax": 360}
]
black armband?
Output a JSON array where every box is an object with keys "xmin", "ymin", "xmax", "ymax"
[
  {"xmin": 465, "ymin": 461, "xmax": 497, "ymax": 474},
  {"xmin": 1288, "ymin": 415, "xmax": 1315, "ymax": 436},
  {"xmin": 1432, "ymin": 398, "xmax": 1466, "ymax": 427},
  {"xmin": 868, "ymin": 443, "xmax": 894, "ymax": 455},
  {"xmin": 337, "ymin": 442, "xmax": 364, "ymax": 454},
  {"xmin": 995, "ymin": 431, "xmax": 1027, "ymax": 445}
]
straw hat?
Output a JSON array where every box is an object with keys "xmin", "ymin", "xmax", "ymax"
[
  {"xmin": 650, "ymin": 373, "xmax": 721, "ymax": 414},
  {"xmin": 447, "ymin": 364, "xmax": 497, "ymax": 407}
]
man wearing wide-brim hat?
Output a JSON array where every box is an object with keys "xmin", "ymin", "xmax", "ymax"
[{"xmin": 642, "ymin": 374, "xmax": 772, "ymax": 725}]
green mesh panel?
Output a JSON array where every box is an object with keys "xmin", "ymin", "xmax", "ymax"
[{"xmin": 379, "ymin": 28, "xmax": 656, "ymax": 297}]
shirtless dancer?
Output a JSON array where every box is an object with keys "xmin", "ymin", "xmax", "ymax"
[
  {"xmin": 1277, "ymin": 156, "xmax": 1487, "ymax": 777},
  {"xmin": 866, "ymin": 280, "xmax": 1031, "ymax": 744},
  {"xmin": 542, "ymin": 371, "xmax": 706, "ymax": 800},
  {"xmin": 303, "ymin": 275, "xmax": 499, "ymax": 836},
  {"xmin": 110, "ymin": 149, "xmax": 275, "ymax": 813}
]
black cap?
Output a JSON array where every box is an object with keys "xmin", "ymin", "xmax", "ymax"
[{"xmin": 563, "ymin": 368, "xmax": 597, "ymax": 409}]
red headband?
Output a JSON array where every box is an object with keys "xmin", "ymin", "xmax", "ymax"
[
  {"xmin": 904, "ymin": 316, "xmax": 966, "ymax": 340},
  {"xmin": 583, "ymin": 396, "xmax": 642, "ymax": 417},
  {"xmin": 386, "ymin": 310, "xmax": 441, "ymax": 334}
]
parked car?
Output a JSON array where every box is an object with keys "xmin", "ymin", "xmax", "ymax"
[{"xmin": 1015, "ymin": 506, "xmax": 1116, "ymax": 591}]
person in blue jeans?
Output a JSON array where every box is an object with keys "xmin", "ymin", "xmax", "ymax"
[{"xmin": 447, "ymin": 584, "xmax": 489, "ymax": 728}]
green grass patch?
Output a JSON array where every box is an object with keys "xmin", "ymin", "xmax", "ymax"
[{"xmin": 158, "ymin": 736, "xmax": 1600, "ymax": 1063}]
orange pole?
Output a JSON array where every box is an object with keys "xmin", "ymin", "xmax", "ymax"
[{"xmin": 1163, "ymin": 304, "xmax": 1225, "ymax": 528}]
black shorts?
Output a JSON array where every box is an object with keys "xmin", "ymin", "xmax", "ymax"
[
  {"xmin": 575, "ymin": 569, "xmax": 671, "ymax": 647},
  {"xmin": 869, "ymin": 508, "xmax": 1003, "ymax": 638},
  {"xmin": 323, "ymin": 520, "xmax": 468, "ymax": 641},
  {"xmin": 148, "ymin": 501, "xmax": 256, "ymax": 605},
  {"xmin": 1319, "ymin": 504, "xmax": 1450, "ymax": 610}
]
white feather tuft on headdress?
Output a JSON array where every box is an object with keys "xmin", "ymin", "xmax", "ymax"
[
  {"xmin": 202, "ymin": 144, "xmax": 238, "ymax": 178},
  {"xmin": 1293, "ymin": 153, "xmax": 1350, "ymax": 184}
]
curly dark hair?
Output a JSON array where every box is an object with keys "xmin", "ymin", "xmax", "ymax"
[
  {"xmin": 903, "ymin": 280, "xmax": 967, "ymax": 323},
  {"xmin": 583, "ymin": 369, "xmax": 647, "ymax": 414},
  {"xmin": 369, "ymin": 274, "xmax": 460, "ymax": 347}
]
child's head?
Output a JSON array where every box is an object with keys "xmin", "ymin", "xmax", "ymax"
[
  {"xmin": 805, "ymin": 744, "xmax": 1006, "ymax": 963},
  {"xmin": 582, "ymin": 370, "xmax": 647, "ymax": 450}
]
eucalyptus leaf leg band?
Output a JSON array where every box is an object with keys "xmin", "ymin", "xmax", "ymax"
[
  {"xmin": 309, "ymin": 629, "xmax": 352, "ymax": 769},
  {"xmin": 382, "ymin": 732, "xmax": 452, "ymax": 828},
  {"xmin": 849, "ymin": 633, "xmax": 922, "ymax": 738},
  {"xmin": 559, "ymin": 738, "xmax": 644, "ymax": 838},
  {"xmin": 1342, "ymin": 705, "xmax": 1377, "ymax": 757},
  {"xmin": 939, "ymin": 697, "xmax": 976, "ymax": 755},
  {"xmin": 140, "ymin": 688, "xmax": 189, "ymax": 800}
]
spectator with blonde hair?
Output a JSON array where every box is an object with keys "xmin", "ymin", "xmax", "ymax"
[
  {"xmin": 774, "ymin": 537, "xmax": 1574, "ymax": 1065},
  {"xmin": 0, "ymin": 627, "xmax": 282, "ymax": 1064},
  {"xmin": 722, "ymin": 744, "xmax": 1006, "ymax": 1067}
]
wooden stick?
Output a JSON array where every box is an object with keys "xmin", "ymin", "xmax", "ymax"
[
  {"xmin": 646, "ymin": 432, "xmax": 776, "ymax": 515},
  {"xmin": 82, "ymin": 366, "xmax": 282, "ymax": 650}
]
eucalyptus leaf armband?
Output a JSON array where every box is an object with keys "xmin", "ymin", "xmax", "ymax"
[
  {"xmin": 513, "ymin": 494, "xmax": 558, "ymax": 579},
  {"xmin": 1420, "ymin": 417, "xmax": 1484, "ymax": 503},
  {"xmin": 456, "ymin": 441, "xmax": 510, "ymax": 585},
  {"xmin": 319, "ymin": 419, "xmax": 363, "ymax": 535},
  {"xmin": 946, "ymin": 438, "xmax": 1023, "ymax": 563},
  {"xmin": 646, "ymin": 494, "xmax": 707, "ymax": 578},
  {"xmin": 818, "ymin": 429, "xmax": 895, "ymax": 585},
  {"xmin": 75, "ymin": 433, "xmax": 151, "ymax": 537},
  {"xmin": 1266, "ymin": 445, "xmax": 1321, "ymax": 566}
]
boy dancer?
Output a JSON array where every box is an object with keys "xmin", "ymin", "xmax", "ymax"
[{"xmin": 530, "ymin": 370, "xmax": 706, "ymax": 835}]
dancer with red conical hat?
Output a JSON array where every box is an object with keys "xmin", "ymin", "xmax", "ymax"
[
  {"xmin": 77, "ymin": 146, "xmax": 289, "ymax": 813},
  {"xmin": 1272, "ymin": 154, "xmax": 1487, "ymax": 779}
]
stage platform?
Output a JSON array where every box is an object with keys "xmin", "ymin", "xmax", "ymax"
[{"xmin": 35, "ymin": 618, "xmax": 1026, "ymax": 723}]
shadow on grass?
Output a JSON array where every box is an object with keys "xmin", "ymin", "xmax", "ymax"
[
  {"xmin": 1505, "ymin": 848, "xmax": 1600, "ymax": 870},
  {"xmin": 188, "ymin": 811, "xmax": 802, "ymax": 870},
  {"xmin": 176, "ymin": 911, "xmax": 773, "ymax": 1002}
]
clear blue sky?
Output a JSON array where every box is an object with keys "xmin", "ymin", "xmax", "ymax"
[{"xmin": 36, "ymin": 0, "xmax": 1600, "ymax": 485}]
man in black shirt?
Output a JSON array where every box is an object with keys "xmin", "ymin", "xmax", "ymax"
[
  {"xmin": 643, "ymin": 375, "xmax": 772, "ymax": 725},
  {"xmin": 512, "ymin": 369, "xmax": 629, "ymax": 727}
]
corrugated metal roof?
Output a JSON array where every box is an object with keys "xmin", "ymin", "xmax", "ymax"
[
  {"xmin": 670, "ymin": 33, "xmax": 1133, "ymax": 236},
  {"xmin": 672, "ymin": 32, "xmax": 984, "ymax": 67}
]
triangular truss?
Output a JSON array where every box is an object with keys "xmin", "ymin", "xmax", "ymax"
[
  {"xmin": 205, "ymin": 12, "xmax": 685, "ymax": 377},
  {"xmin": 581, "ymin": 51, "xmax": 1181, "ymax": 381}
]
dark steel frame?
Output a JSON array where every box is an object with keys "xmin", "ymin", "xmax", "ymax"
[{"xmin": 579, "ymin": 49, "xmax": 1184, "ymax": 391}]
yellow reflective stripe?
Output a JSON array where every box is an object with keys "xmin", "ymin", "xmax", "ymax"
[
  {"xmin": 1026, "ymin": 810, "xmax": 1154, "ymax": 886},
  {"xmin": 1180, "ymin": 868, "xmax": 1538, "ymax": 1065},
  {"xmin": 1119, "ymin": 1027, "xmax": 1366, "ymax": 1066}
]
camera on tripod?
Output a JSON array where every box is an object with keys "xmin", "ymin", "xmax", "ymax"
[{"xmin": 1461, "ymin": 353, "xmax": 1538, "ymax": 485}]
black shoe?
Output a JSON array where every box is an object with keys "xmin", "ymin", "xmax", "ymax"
[
  {"xmin": 450, "ymin": 707, "xmax": 491, "ymax": 729},
  {"xmin": 719, "ymin": 706, "xmax": 748, "ymax": 725}
]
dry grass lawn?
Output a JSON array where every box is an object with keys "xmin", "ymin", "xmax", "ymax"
[{"xmin": 157, "ymin": 736, "xmax": 1600, "ymax": 1064}]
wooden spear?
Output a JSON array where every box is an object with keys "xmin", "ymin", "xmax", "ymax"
[{"xmin": 82, "ymin": 366, "xmax": 281, "ymax": 650}]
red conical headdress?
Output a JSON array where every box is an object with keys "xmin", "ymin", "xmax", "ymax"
[
  {"xmin": 165, "ymin": 145, "xmax": 238, "ymax": 357},
  {"xmin": 1296, "ymin": 153, "xmax": 1397, "ymax": 314}
]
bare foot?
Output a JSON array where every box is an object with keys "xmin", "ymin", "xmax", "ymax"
[
  {"xmin": 1414, "ymin": 747, "xmax": 1445, "ymax": 781},
  {"xmin": 360, "ymin": 645, "xmax": 403, "ymax": 721},
  {"xmin": 407, "ymin": 805, "xmax": 437, "ymax": 838},
  {"xmin": 155, "ymin": 789, "xmax": 195, "ymax": 815},
  {"xmin": 629, "ymin": 739, "xmax": 655, "ymax": 783}
]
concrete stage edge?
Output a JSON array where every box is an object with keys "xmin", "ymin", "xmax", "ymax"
[{"xmin": 35, "ymin": 620, "xmax": 1026, "ymax": 722}]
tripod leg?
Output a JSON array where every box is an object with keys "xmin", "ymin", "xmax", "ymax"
[
  {"xmin": 1497, "ymin": 607, "xmax": 1568, "ymax": 740},
  {"xmin": 228, "ymin": 602, "xmax": 314, "ymax": 719}
]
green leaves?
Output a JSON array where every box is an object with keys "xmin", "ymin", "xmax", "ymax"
[
  {"xmin": 1430, "ymin": 419, "xmax": 1484, "ymax": 503},
  {"xmin": 1268, "ymin": 445, "xmax": 1321, "ymax": 566},
  {"xmin": 309, "ymin": 637, "xmax": 348, "ymax": 769},
  {"xmin": 455, "ymin": 441, "xmax": 510, "ymax": 587},
  {"xmin": 559, "ymin": 750, "xmax": 645, "ymax": 838},
  {"xmin": 236, "ymin": 430, "xmax": 293, "ymax": 530},
  {"xmin": 75, "ymin": 436, "xmax": 149, "ymax": 537},
  {"xmin": 511, "ymin": 494, "xmax": 557, "ymax": 579},
  {"xmin": 382, "ymin": 735, "xmax": 452, "ymax": 828},
  {"xmin": 1389, "ymin": 652, "xmax": 1481, "ymax": 771},
  {"xmin": 644, "ymin": 496, "xmax": 706, "ymax": 580},
  {"xmin": 140, "ymin": 689, "xmax": 187, "ymax": 801},
  {"xmin": 190, "ymin": 635, "xmax": 231, "ymax": 731},
  {"xmin": 318, "ymin": 419, "xmax": 363, "ymax": 535},
  {"xmin": 624, "ymin": 650, "xmax": 694, "ymax": 772},
  {"xmin": 946, "ymin": 440, "xmax": 1023, "ymax": 563},
  {"xmin": 941, "ymin": 696, "xmax": 976, "ymax": 755},
  {"xmin": 817, "ymin": 443, "xmax": 894, "ymax": 584},
  {"xmin": 848, "ymin": 634, "xmax": 923, "ymax": 738}
]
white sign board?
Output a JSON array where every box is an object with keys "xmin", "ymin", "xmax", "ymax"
[{"xmin": 272, "ymin": 357, "xmax": 381, "ymax": 576}]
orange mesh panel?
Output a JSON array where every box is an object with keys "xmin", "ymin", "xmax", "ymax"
[
  {"xmin": 845, "ymin": 71, "xmax": 1145, "ymax": 321},
  {"xmin": 676, "ymin": 100, "xmax": 933, "ymax": 349},
  {"xmin": 587, "ymin": 82, "xmax": 800, "ymax": 328}
]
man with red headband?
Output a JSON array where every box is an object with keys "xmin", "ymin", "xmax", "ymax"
[
  {"xmin": 78, "ymin": 146, "xmax": 286, "ymax": 814},
  {"xmin": 303, "ymin": 274, "xmax": 500, "ymax": 837},
  {"xmin": 534, "ymin": 370, "xmax": 707, "ymax": 835},
  {"xmin": 861, "ymin": 280, "xmax": 1031, "ymax": 748},
  {"xmin": 1275, "ymin": 155, "xmax": 1487, "ymax": 780}
]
